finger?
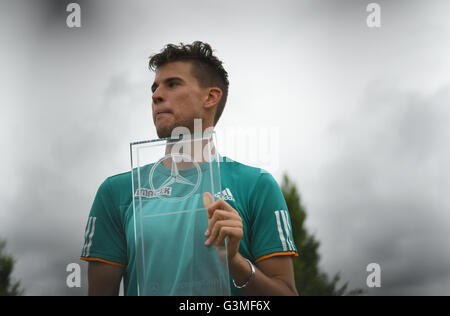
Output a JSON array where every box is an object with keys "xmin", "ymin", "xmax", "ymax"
[
  {"xmin": 205, "ymin": 197, "xmax": 236, "ymax": 219},
  {"xmin": 215, "ymin": 227, "xmax": 243, "ymax": 246},
  {"xmin": 205, "ymin": 219, "xmax": 242, "ymax": 246},
  {"xmin": 205, "ymin": 209, "xmax": 229, "ymax": 237},
  {"xmin": 203, "ymin": 192, "xmax": 214, "ymax": 218},
  {"xmin": 213, "ymin": 198, "xmax": 235, "ymax": 213},
  {"xmin": 205, "ymin": 208, "xmax": 242, "ymax": 237},
  {"xmin": 212, "ymin": 221, "xmax": 243, "ymax": 246}
]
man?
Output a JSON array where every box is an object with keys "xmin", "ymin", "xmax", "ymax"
[{"xmin": 81, "ymin": 41, "xmax": 298, "ymax": 296}]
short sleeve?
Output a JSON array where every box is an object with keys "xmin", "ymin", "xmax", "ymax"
[
  {"xmin": 249, "ymin": 172, "xmax": 298, "ymax": 263},
  {"xmin": 80, "ymin": 178, "xmax": 127, "ymax": 267}
]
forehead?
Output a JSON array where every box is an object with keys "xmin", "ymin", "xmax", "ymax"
[{"xmin": 154, "ymin": 61, "xmax": 194, "ymax": 82}]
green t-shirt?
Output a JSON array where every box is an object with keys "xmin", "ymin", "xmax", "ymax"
[{"xmin": 81, "ymin": 156, "xmax": 298, "ymax": 295}]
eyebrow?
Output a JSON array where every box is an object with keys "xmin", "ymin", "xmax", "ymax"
[{"xmin": 151, "ymin": 77, "xmax": 184, "ymax": 93}]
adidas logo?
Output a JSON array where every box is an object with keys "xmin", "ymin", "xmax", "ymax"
[{"xmin": 214, "ymin": 188, "xmax": 235, "ymax": 202}]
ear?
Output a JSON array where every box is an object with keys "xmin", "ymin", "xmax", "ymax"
[{"xmin": 203, "ymin": 87, "xmax": 222, "ymax": 110}]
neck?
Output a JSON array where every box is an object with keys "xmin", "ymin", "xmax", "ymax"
[{"xmin": 163, "ymin": 132, "xmax": 216, "ymax": 170}]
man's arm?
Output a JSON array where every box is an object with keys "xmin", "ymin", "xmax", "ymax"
[
  {"xmin": 87, "ymin": 261, "xmax": 124, "ymax": 296},
  {"xmin": 229, "ymin": 253, "xmax": 298, "ymax": 296},
  {"xmin": 203, "ymin": 193, "xmax": 298, "ymax": 296}
]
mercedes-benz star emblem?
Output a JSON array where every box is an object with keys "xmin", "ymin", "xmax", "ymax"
[
  {"xmin": 149, "ymin": 153, "xmax": 202, "ymax": 202},
  {"xmin": 159, "ymin": 158, "xmax": 196, "ymax": 188}
]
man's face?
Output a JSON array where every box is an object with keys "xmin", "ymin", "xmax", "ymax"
[{"xmin": 151, "ymin": 61, "xmax": 208, "ymax": 138}]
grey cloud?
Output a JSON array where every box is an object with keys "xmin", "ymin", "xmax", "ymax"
[
  {"xmin": 315, "ymin": 82, "xmax": 450, "ymax": 295},
  {"xmin": 3, "ymin": 71, "xmax": 150, "ymax": 295}
]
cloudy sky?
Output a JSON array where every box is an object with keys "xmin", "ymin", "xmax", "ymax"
[{"xmin": 0, "ymin": 0, "xmax": 449, "ymax": 295}]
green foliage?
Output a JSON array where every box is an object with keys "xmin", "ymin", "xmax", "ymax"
[
  {"xmin": 281, "ymin": 174, "xmax": 363, "ymax": 296},
  {"xmin": 0, "ymin": 239, "xmax": 23, "ymax": 296}
]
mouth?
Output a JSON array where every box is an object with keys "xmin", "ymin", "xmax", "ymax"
[{"xmin": 155, "ymin": 109, "xmax": 172, "ymax": 117}]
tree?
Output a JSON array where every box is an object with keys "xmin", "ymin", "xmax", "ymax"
[
  {"xmin": 0, "ymin": 239, "xmax": 23, "ymax": 296},
  {"xmin": 281, "ymin": 174, "xmax": 363, "ymax": 296}
]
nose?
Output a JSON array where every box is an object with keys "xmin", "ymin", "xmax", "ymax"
[{"xmin": 152, "ymin": 87, "xmax": 164, "ymax": 104}]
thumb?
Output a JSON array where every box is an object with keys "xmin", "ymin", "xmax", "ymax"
[{"xmin": 203, "ymin": 192, "xmax": 214, "ymax": 218}]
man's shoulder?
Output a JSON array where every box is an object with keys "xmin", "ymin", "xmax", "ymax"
[
  {"xmin": 220, "ymin": 156, "xmax": 267, "ymax": 174},
  {"xmin": 100, "ymin": 165, "xmax": 157, "ymax": 199},
  {"xmin": 97, "ymin": 169, "xmax": 134, "ymax": 205},
  {"xmin": 106, "ymin": 169, "xmax": 132, "ymax": 188},
  {"xmin": 220, "ymin": 156, "xmax": 278, "ymax": 192}
]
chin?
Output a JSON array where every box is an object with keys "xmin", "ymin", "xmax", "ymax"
[
  {"xmin": 156, "ymin": 129, "xmax": 172, "ymax": 139},
  {"xmin": 155, "ymin": 123, "xmax": 175, "ymax": 139},
  {"xmin": 155, "ymin": 119, "xmax": 194, "ymax": 139}
]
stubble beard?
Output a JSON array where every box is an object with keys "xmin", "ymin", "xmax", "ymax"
[
  {"xmin": 156, "ymin": 119, "xmax": 195, "ymax": 139},
  {"xmin": 156, "ymin": 124, "xmax": 173, "ymax": 139}
]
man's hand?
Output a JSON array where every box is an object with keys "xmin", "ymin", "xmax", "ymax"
[
  {"xmin": 202, "ymin": 191, "xmax": 298, "ymax": 295},
  {"xmin": 203, "ymin": 192, "xmax": 243, "ymax": 261}
]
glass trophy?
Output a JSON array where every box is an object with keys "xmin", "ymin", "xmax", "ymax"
[{"xmin": 130, "ymin": 131, "xmax": 231, "ymax": 296}]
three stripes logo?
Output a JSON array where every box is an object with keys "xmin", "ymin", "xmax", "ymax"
[
  {"xmin": 82, "ymin": 216, "xmax": 96, "ymax": 257},
  {"xmin": 274, "ymin": 210, "xmax": 295, "ymax": 251},
  {"xmin": 214, "ymin": 188, "xmax": 235, "ymax": 202}
]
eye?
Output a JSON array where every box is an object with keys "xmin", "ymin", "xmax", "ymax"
[{"xmin": 168, "ymin": 81, "xmax": 179, "ymax": 88}]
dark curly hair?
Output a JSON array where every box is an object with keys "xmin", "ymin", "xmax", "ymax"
[{"xmin": 149, "ymin": 41, "xmax": 229, "ymax": 126}]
